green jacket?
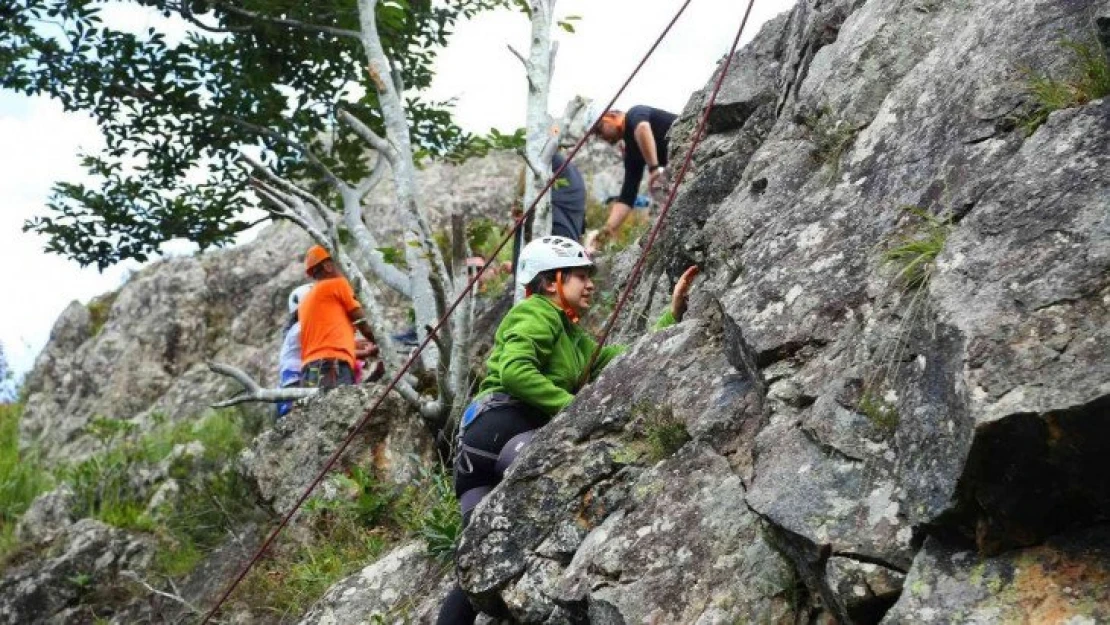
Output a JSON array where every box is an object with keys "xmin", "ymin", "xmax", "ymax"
[{"xmin": 478, "ymin": 295, "xmax": 677, "ymax": 417}]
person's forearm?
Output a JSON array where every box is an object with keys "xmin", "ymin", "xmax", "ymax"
[
  {"xmin": 604, "ymin": 202, "xmax": 633, "ymax": 235},
  {"xmin": 634, "ymin": 123, "xmax": 659, "ymax": 167},
  {"xmin": 356, "ymin": 320, "xmax": 376, "ymax": 344}
]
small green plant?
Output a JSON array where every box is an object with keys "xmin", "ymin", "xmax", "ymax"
[
  {"xmin": 800, "ymin": 106, "xmax": 859, "ymax": 183},
  {"xmin": 1018, "ymin": 38, "xmax": 1110, "ymax": 135},
  {"xmin": 858, "ymin": 391, "xmax": 899, "ymax": 431},
  {"xmin": 882, "ymin": 206, "xmax": 952, "ymax": 291},
  {"xmin": 624, "ymin": 402, "xmax": 690, "ymax": 463},
  {"xmin": 86, "ymin": 291, "xmax": 118, "ymax": 336},
  {"xmin": 0, "ymin": 404, "xmax": 53, "ymax": 563},
  {"xmin": 236, "ymin": 467, "xmax": 393, "ymax": 619},
  {"xmin": 394, "ymin": 466, "xmax": 461, "ymax": 563}
]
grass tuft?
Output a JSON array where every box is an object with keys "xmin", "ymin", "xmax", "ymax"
[
  {"xmin": 858, "ymin": 391, "xmax": 900, "ymax": 431},
  {"xmin": 800, "ymin": 106, "xmax": 859, "ymax": 183},
  {"xmin": 0, "ymin": 404, "xmax": 53, "ymax": 562},
  {"xmin": 1018, "ymin": 38, "xmax": 1110, "ymax": 135},
  {"xmin": 882, "ymin": 206, "xmax": 952, "ymax": 291}
]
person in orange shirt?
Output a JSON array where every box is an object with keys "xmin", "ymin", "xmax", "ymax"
[{"xmin": 299, "ymin": 245, "xmax": 379, "ymax": 389}]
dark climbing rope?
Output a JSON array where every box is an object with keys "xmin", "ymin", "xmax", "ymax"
[
  {"xmin": 200, "ymin": 1, "xmax": 701, "ymax": 620},
  {"xmin": 583, "ymin": 0, "xmax": 759, "ymax": 382}
]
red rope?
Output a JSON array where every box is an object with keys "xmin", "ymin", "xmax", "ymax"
[
  {"xmin": 583, "ymin": 0, "xmax": 758, "ymax": 384},
  {"xmin": 200, "ymin": 1, "xmax": 698, "ymax": 621}
]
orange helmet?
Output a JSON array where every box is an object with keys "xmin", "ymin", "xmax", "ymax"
[{"xmin": 304, "ymin": 245, "xmax": 331, "ymax": 276}]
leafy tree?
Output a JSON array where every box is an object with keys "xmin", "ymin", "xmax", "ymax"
[
  {"xmin": 2, "ymin": 0, "xmax": 567, "ymax": 427},
  {"xmin": 2, "ymin": 0, "xmax": 504, "ymax": 269}
]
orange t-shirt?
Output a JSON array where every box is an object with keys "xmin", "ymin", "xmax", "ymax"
[{"xmin": 299, "ymin": 277, "xmax": 360, "ymax": 367}]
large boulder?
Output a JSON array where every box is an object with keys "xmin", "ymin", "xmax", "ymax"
[
  {"xmin": 240, "ymin": 385, "xmax": 434, "ymax": 513},
  {"xmin": 457, "ymin": 314, "xmax": 798, "ymax": 622},
  {"xmin": 298, "ymin": 542, "xmax": 452, "ymax": 625},
  {"xmin": 0, "ymin": 519, "xmax": 153, "ymax": 624},
  {"xmin": 885, "ymin": 525, "xmax": 1110, "ymax": 623}
]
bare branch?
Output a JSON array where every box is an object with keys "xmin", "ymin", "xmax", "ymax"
[
  {"xmin": 213, "ymin": 1, "xmax": 362, "ymax": 39},
  {"xmin": 121, "ymin": 571, "xmax": 212, "ymax": 620},
  {"xmin": 354, "ymin": 154, "xmax": 388, "ymax": 197},
  {"xmin": 337, "ymin": 109, "xmax": 396, "ymax": 165},
  {"xmin": 208, "ymin": 362, "xmax": 318, "ymax": 408}
]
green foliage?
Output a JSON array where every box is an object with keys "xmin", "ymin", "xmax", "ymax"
[
  {"xmin": 435, "ymin": 127, "xmax": 527, "ymax": 164},
  {"xmin": 800, "ymin": 106, "xmax": 859, "ymax": 183},
  {"xmin": 882, "ymin": 206, "xmax": 952, "ymax": 291},
  {"xmin": 858, "ymin": 391, "xmax": 899, "ymax": 431},
  {"xmin": 393, "ymin": 465, "xmax": 461, "ymax": 562},
  {"xmin": 238, "ymin": 468, "xmax": 394, "ymax": 619},
  {"xmin": 86, "ymin": 292, "xmax": 118, "ymax": 336},
  {"xmin": 0, "ymin": 404, "xmax": 53, "ymax": 561},
  {"xmin": 585, "ymin": 196, "xmax": 652, "ymax": 253},
  {"xmin": 3, "ymin": 0, "xmax": 516, "ymax": 269},
  {"xmin": 1018, "ymin": 39, "xmax": 1110, "ymax": 135},
  {"xmin": 557, "ymin": 15, "xmax": 582, "ymax": 34},
  {"xmin": 622, "ymin": 402, "xmax": 690, "ymax": 464}
]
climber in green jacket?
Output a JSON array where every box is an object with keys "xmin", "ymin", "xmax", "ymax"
[{"xmin": 436, "ymin": 235, "xmax": 698, "ymax": 625}]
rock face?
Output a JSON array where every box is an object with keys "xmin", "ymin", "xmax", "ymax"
[
  {"xmin": 0, "ymin": 519, "xmax": 153, "ymax": 624},
  {"xmin": 298, "ymin": 542, "xmax": 452, "ymax": 625},
  {"xmin": 457, "ymin": 315, "xmax": 797, "ymax": 622},
  {"xmin": 11, "ymin": 0, "xmax": 1110, "ymax": 622},
  {"xmin": 19, "ymin": 147, "xmax": 622, "ymax": 464},
  {"xmin": 241, "ymin": 385, "xmax": 434, "ymax": 513},
  {"xmin": 455, "ymin": 0, "xmax": 1110, "ymax": 622},
  {"xmin": 885, "ymin": 526, "xmax": 1110, "ymax": 623}
]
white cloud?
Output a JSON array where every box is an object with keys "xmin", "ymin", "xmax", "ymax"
[{"xmin": 0, "ymin": 0, "xmax": 792, "ymax": 379}]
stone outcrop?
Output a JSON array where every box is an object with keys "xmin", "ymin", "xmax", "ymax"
[
  {"xmin": 298, "ymin": 542, "xmax": 452, "ymax": 625},
  {"xmin": 457, "ymin": 0, "xmax": 1110, "ymax": 621},
  {"xmin": 0, "ymin": 519, "xmax": 153, "ymax": 624},
  {"xmin": 19, "ymin": 147, "xmax": 622, "ymax": 464},
  {"xmin": 241, "ymin": 385, "xmax": 434, "ymax": 513},
  {"xmin": 9, "ymin": 0, "xmax": 1110, "ymax": 622}
]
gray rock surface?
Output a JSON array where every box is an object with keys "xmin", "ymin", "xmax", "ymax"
[
  {"xmin": 19, "ymin": 146, "xmax": 623, "ymax": 465},
  {"xmin": 885, "ymin": 526, "xmax": 1110, "ymax": 623},
  {"xmin": 240, "ymin": 384, "xmax": 432, "ymax": 514},
  {"xmin": 456, "ymin": 0, "xmax": 1109, "ymax": 621},
  {"xmin": 14, "ymin": 485, "xmax": 77, "ymax": 545},
  {"xmin": 458, "ymin": 317, "xmax": 797, "ymax": 622},
  {"xmin": 0, "ymin": 519, "xmax": 153, "ymax": 624},
  {"xmin": 298, "ymin": 542, "xmax": 452, "ymax": 625}
]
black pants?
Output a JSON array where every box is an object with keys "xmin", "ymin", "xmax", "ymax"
[
  {"xmin": 436, "ymin": 403, "xmax": 545, "ymax": 625},
  {"xmin": 300, "ymin": 359, "xmax": 354, "ymax": 390}
]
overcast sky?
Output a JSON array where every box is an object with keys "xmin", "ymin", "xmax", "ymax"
[{"xmin": 0, "ymin": 0, "xmax": 792, "ymax": 379}]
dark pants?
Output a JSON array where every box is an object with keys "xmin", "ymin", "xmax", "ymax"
[
  {"xmin": 436, "ymin": 402, "xmax": 545, "ymax": 625},
  {"xmin": 300, "ymin": 359, "xmax": 354, "ymax": 390}
]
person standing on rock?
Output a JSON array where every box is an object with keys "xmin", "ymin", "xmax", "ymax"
[
  {"xmin": 276, "ymin": 283, "xmax": 312, "ymax": 418},
  {"xmin": 436, "ymin": 236, "xmax": 698, "ymax": 624},
  {"xmin": 583, "ymin": 104, "xmax": 678, "ymax": 253},
  {"xmin": 299, "ymin": 245, "xmax": 379, "ymax": 390}
]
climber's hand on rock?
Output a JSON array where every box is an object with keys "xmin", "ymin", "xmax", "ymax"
[{"xmin": 671, "ymin": 265, "xmax": 700, "ymax": 321}]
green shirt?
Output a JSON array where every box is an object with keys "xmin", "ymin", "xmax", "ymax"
[{"xmin": 477, "ymin": 295, "xmax": 677, "ymax": 417}]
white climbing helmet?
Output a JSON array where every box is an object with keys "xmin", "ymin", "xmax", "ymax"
[
  {"xmin": 517, "ymin": 236, "xmax": 594, "ymax": 287},
  {"xmin": 288, "ymin": 284, "xmax": 312, "ymax": 314},
  {"xmin": 582, "ymin": 100, "xmax": 607, "ymax": 136}
]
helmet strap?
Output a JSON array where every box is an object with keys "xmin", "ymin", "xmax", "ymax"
[{"xmin": 555, "ymin": 270, "xmax": 580, "ymax": 324}]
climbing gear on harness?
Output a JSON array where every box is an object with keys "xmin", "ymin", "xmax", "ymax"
[
  {"xmin": 516, "ymin": 236, "xmax": 593, "ymax": 287},
  {"xmin": 455, "ymin": 393, "xmax": 521, "ymax": 476}
]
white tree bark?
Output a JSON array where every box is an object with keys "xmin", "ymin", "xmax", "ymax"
[
  {"xmin": 356, "ymin": 0, "xmax": 452, "ymax": 376},
  {"xmin": 517, "ymin": 0, "xmax": 558, "ymax": 240}
]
